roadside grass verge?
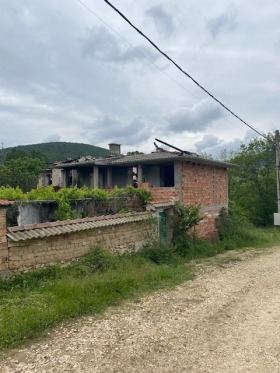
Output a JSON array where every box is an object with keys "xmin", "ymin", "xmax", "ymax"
[
  {"xmin": 1, "ymin": 224, "xmax": 280, "ymax": 351},
  {"xmin": 0, "ymin": 248, "xmax": 193, "ymax": 351}
]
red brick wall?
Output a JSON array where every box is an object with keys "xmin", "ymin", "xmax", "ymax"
[
  {"xmin": 149, "ymin": 187, "xmax": 180, "ymax": 204},
  {"xmin": 181, "ymin": 162, "xmax": 228, "ymax": 206},
  {"xmin": 195, "ymin": 209, "xmax": 220, "ymax": 239},
  {"xmin": 181, "ymin": 162, "xmax": 228, "ymax": 238}
]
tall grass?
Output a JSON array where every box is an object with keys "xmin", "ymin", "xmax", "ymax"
[
  {"xmin": 0, "ymin": 248, "xmax": 193, "ymax": 350},
  {"xmin": 1, "ymin": 215, "xmax": 280, "ymax": 351}
]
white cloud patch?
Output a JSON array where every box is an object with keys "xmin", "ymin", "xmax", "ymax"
[{"xmin": 165, "ymin": 100, "xmax": 225, "ymax": 133}]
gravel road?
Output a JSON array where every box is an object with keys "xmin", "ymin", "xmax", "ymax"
[{"xmin": 1, "ymin": 247, "xmax": 280, "ymax": 373}]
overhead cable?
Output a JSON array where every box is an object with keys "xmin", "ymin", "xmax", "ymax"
[{"xmin": 103, "ymin": 0, "xmax": 267, "ymax": 140}]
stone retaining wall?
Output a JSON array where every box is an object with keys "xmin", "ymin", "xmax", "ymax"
[{"xmin": 1, "ymin": 211, "xmax": 154, "ymax": 272}]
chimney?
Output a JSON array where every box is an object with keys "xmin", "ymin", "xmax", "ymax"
[{"xmin": 108, "ymin": 143, "xmax": 121, "ymax": 157}]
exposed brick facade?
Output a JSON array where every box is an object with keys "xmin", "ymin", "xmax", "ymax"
[
  {"xmin": 181, "ymin": 162, "xmax": 227, "ymax": 206},
  {"xmin": 180, "ymin": 162, "xmax": 228, "ymax": 238},
  {"xmin": 148, "ymin": 162, "xmax": 228, "ymax": 239},
  {"xmin": 149, "ymin": 187, "xmax": 180, "ymax": 204}
]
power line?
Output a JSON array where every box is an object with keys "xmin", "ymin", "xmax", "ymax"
[
  {"xmin": 103, "ymin": 0, "xmax": 267, "ymax": 140},
  {"xmin": 77, "ymin": 0, "xmax": 202, "ymax": 104},
  {"xmin": 77, "ymin": 0, "xmax": 252, "ymax": 136}
]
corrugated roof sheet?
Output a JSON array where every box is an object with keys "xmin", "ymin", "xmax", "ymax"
[
  {"xmin": 110, "ymin": 152, "xmax": 235, "ymax": 167},
  {"xmin": 110, "ymin": 151, "xmax": 180, "ymax": 165},
  {"xmin": 52, "ymin": 151, "xmax": 235, "ymax": 169},
  {"xmin": 7, "ymin": 212, "xmax": 150, "ymax": 242}
]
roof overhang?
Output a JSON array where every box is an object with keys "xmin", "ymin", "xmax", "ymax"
[{"xmin": 51, "ymin": 153, "xmax": 236, "ymax": 170}]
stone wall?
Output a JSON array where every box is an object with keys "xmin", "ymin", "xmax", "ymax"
[
  {"xmin": 5, "ymin": 213, "xmax": 154, "ymax": 272},
  {"xmin": 0, "ymin": 209, "xmax": 8, "ymax": 271}
]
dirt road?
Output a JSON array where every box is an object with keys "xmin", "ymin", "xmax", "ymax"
[{"xmin": 2, "ymin": 247, "xmax": 280, "ymax": 372}]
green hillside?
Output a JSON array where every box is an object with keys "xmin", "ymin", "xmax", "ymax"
[{"xmin": 0, "ymin": 142, "xmax": 109, "ymax": 164}]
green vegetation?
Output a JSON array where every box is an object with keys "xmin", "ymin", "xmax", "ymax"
[
  {"xmin": 0, "ymin": 143, "xmax": 109, "ymax": 193},
  {"xmin": 171, "ymin": 202, "xmax": 203, "ymax": 257},
  {"xmin": 0, "ymin": 142, "xmax": 108, "ymax": 164},
  {"xmin": 0, "ymin": 247, "xmax": 194, "ymax": 350},
  {"xmin": 0, "ymin": 149, "xmax": 47, "ymax": 192},
  {"xmin": 0, "ymin": 133, "xmax": 279, "ymax": 351},
  {"xmin": 0, "ymin": 185, "xmax": 152, "ymax": 220},
  {"xmin": 0, "ymin": 204, "xmax": 280, "ymax": 351},
  {"xmin": 228, "ymin": 133, "xmax": 276, "ymax": 226}
]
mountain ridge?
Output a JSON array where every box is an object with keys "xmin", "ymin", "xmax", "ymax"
[{"xmin": 0, "ymin": 142, "xmax": 109, "ymax": 164}]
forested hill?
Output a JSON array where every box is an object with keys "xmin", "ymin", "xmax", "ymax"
[{"xmin": 0, "ymin": 142, "xmax": 109, "ymax": 164}]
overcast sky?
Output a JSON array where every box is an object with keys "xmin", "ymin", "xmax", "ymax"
[{"xmin": 1, "ymin": 0, "xmax": 279, "ymax": 157}]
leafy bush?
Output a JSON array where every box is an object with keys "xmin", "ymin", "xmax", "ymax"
[
  {"xmin": 172, "ymin": 202, "xmax": 203, "ymax": 256},
  {"xmin": 81, "ymin": 246, "xmax": 117, "ymax": 273},
  {"xmin": 0, "ymin": 185, "xmax": 151, "ymax": 221},
  {"xmin": 140, "ymin": 242, "xmax": 175, "ymax": 264},
  {"xmin": 216, "ymin": 207, "xmax": 259, "ymax": 250},
  {"xmin": 0, "ymin": 186, "xmax": 26, "ymax": 200}
]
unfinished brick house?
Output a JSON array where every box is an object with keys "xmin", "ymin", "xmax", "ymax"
[{"xmin": 39, "ymin": 143, "xmax": 234, "ymax": 239}]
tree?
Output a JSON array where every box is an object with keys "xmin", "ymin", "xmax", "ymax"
[
  {"xmin": 0, "ymin": 156, "xmax": 47, "ymax": 192},
  {"xmin": 126, "ymin": 151, "xmax": 144, "ymax": 156},
  {"xmin": 228, "ymin": 133, "xmax": 276, "ymax": 226},
  {"xmin": 5, "ymin": 148, "xmax": 48, "ymax": 164}
]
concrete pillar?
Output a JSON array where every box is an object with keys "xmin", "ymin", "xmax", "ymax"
[
  {"xmin": 107, "ymin": 167, "xmax": 112, "ymax": 187},
  {"xmin": 52, "ymin": 169, "xmax": 67, "ymax": 188},
  {"xmin": 61, "ymin": 170, "xmax": 67, "ymax": 187},
  {"xmin": 71, "ymin": 169, "xmax": 78, "ymax": 186},
  {"xmin": 127, "ymin": 168, "xmax": 132, "ymax": 186},
  {"xmin": 174, "ymin": 161, "xmax": 183, "ymax": 202},
  {"xmin": 213, "ymin": 166, "xmax": 217, "ymax": 205},
  {"xmin": 91, "ymin": 166, "xmax": 99, "ymax": 188},
  {"xmin": 0, "ymin": 208, "xmax": 8, "ymax": 271},
  {"xmin": 138, "ymin": 164, "xmax": 143, "ymax": 183}
]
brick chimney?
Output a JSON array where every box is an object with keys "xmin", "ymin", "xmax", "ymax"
[{"xmin": 109, "ymin": 143, "xmax": 121, "ymax": 157}]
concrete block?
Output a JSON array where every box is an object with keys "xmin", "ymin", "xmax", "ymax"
[{"xmin": 274, "ymin": 213, "xmax": 280, "ymax": 226}]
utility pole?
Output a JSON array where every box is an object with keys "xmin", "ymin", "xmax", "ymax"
[{"xmin": 274, "ymin": 130, "xmax": 280, "ymax": 225}]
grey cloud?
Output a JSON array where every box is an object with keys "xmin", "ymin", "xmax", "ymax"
[
  {"xmin": 86, "ymin": 114, "xmax": 152, "ymax": 145},
  {"xmin": 82, "ymin": 27, "xmax": 158, "ymax": 64},
  {"xmin": 146, "ymin": 5, "xmax": 175, "ymax": 37},
  {"xmin": 207, "ymin": 5, "xmax": 239, "ymax": 38},
  {"xmin": 195, "ymin": 134, "xmax": 221, "ymax": 152},
  {"xmin": 165, "ymin": 101, "xmax": 225, "ymax": 133},
  {"xmin": 44, "ymin": 134, "xmax": 62, "ymax": 143},
  {"xmin": 195, "ymin": 134, "xmax": 248, "ymax": 159}
]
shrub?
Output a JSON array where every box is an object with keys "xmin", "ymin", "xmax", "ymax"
[
  {"xmin": 140, "ymin": 242, "xmax": 175, "ymax": 264},
  {"xmin": 81, "ymin": 246, "xmax": 117, "ymax": 273},
  {"xmin": 172, "ymin": 202, "xmax": 203, "ymax": 256}
]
